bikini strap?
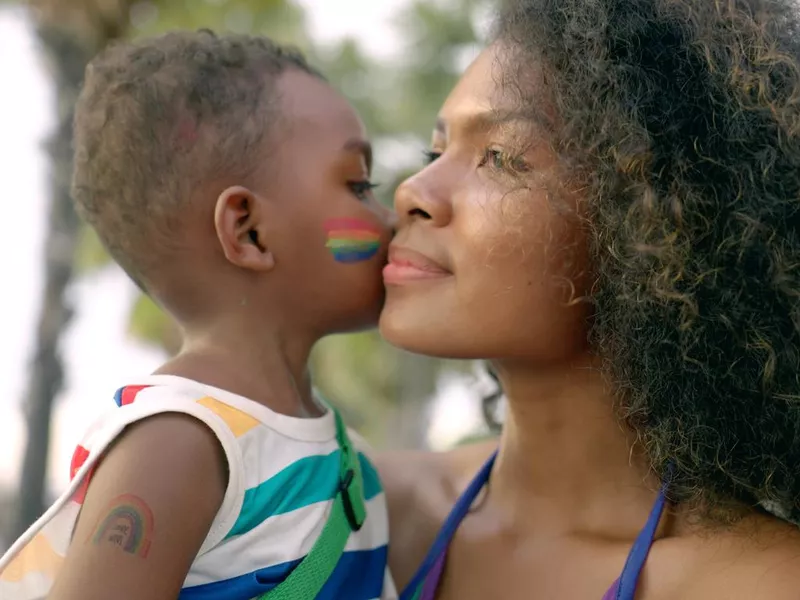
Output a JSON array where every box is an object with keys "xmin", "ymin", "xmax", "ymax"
[
  {"xmin": 612, "ymin": 470, "xmax": 671, "ymax": 600},
  {"xmin": 399, "ymin": 449, "xmax": 498, "ymax": 600}
]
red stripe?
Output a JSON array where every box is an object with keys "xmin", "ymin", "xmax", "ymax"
[
  {"xmin": 69, "ymin": 445, "xmax": 93, "ymax": 504},
  {"xmin": 120, "ymin": 384, "xmax": 150, "ymax": 406},
  {"xmin": 323, "ymin": 218, "xmax": 382, "ymax": 234},
  {"xmin": 69, "ymin": 384, "xmax": 151, "ymax": 504}
]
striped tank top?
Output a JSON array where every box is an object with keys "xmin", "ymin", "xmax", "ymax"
[
  {"xmin": 0, "ymin": 375, "xmax": 397, "ymax": 600},
  {"xmin": 401, "ymin": 451, "xmax": 667, "ymax": 600}
]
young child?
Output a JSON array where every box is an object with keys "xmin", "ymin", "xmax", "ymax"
[{"xmin": 0, "ymin": 30, "xmax": 396, "ymax": 600}]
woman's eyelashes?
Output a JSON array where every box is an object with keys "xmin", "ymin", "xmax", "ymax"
[
  {"xmin": 479, "ymin": 147, "xmax": 530, "ymax": 174},
  {"xmin": 421, "ymin": 146, "xmax": 530, "ymax": 175},
  {"xmin": 348, "ymin": 180, "xmax": 379, "ymax": 202}
]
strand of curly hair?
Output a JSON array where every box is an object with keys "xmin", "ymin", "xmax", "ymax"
[{"xmin": 494, "ymin": 0, "xmax": 800, "ymax": 524}]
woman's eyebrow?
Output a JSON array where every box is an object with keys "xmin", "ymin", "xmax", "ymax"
[{"xmin": 435, "ymin": 109, "xmax": 551, "ymax": 138}]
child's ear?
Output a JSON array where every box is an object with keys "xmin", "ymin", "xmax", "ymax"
[{"xmin": 213, "ymin": 186, "xmax": 275, "ymax": 272}]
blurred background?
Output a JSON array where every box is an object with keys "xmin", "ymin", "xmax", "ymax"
[{"xmin": 0, "ymin": 0, "xmax": 502, "ymax": 550}]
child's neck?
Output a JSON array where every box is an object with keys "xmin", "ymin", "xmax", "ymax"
[{"xmin": 155, "ymin": 321, "xmax": 323, "ymax": 418}]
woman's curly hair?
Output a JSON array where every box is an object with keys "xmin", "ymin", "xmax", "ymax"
[{"xmin": 495, "ymin": 0, "xmax": 800, "ymax": 523}]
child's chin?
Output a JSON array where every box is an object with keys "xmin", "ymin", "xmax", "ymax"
[{"xmin": 328, "ymin": 299, "xmax": 384, "ymax": 335}]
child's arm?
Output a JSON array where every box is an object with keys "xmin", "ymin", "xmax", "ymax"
[{"xmin": 48, "ymin": 412, "xmax": 228, "ymax": 600}]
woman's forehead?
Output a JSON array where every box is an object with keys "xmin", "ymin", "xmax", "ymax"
[
  {"xmin": 436, "ymin": 45, "xmax": 549, "ymax": 136},
  {"xmin": 439, "ymin": 47, "xmax": 503, "ymax": 120}
]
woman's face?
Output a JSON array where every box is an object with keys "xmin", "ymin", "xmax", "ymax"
[{"xmin": 380, "ymin": 45, "xmax": 591, "ymax": 361}]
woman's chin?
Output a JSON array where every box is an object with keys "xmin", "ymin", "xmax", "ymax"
[{"xmin": 378, "ymin": 307, "xmax": 475, "ymax": 359}]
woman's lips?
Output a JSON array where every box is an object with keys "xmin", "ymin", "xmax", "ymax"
[{"xmin": 383, "ymin": 246, "xmax": 451, "ymax": 284}]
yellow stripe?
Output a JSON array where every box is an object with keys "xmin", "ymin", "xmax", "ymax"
[
  {"xmin": 0, "ymin": 533, "xmax": 63, "ymax": 582},
  {"xmin": 196, "ymin": 396, "xmax": 259, "ymax": 437},
  {"xmin": 326, "ymin": 239, "xmax": 379, "ymax": 248}
]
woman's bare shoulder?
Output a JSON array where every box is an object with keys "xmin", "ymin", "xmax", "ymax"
[
  {"xmin": 681, "ymin": 516, "xmax": 800, "ymax": 599},
  {"xmin": 376, "ymin": 439, "xmax": 497, "ymax": 503},
  {"xmin": 375, "ymin": 439, "xmax": 498, "ymax": 590}
]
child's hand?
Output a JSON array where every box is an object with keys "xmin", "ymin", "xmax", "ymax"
[{"xmin": 47, "ymin": 412, "xmax": 227, "ymax": 600}]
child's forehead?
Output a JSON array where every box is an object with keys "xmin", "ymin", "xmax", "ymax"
[{"xmin": 276, "ymin": 70, "xmax": 366, "ymax": 139}]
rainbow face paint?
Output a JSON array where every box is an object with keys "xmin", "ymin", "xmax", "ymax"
[{"xmin": 324, "ymin": 217, "xmax": 382, "ymax": 263}]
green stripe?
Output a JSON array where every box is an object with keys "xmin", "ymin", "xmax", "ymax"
[{"xmin": 226, "ymin": 451, "xmax": 382, "ymax": 539}]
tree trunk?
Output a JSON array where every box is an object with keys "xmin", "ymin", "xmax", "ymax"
[
  {"xmin": 11, "ymin": 22, "xmax": 96, "ymax": 541},
  {"xmin": 10, "ymin": 0, "xmax": 134, "ymax": 541}
]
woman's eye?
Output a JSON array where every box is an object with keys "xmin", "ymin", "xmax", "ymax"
[
  {"xmin": 348, "ymin": 180, "xmax": 379, "ymax": 202},
  {"xmin": 480, "ymin": 148, "xmax": 530, "ymax": 174},
  {"xmin": 489, "ymin": 149, "xmax": 505, "ymax": 169}
]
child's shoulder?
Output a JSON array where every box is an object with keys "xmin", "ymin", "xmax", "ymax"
[{"xmin": 0, "ymin": 398, "xmax": 228, "ymax": 600}]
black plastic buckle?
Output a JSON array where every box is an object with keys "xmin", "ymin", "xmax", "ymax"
[{"xmin": 339, "ymin": 469, "xmax": 364, "ymax": 532}]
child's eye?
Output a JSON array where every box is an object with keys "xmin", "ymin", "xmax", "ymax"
[
  {"xmin": 422, "ymin": 150, "xmax": 442, "ymax": 165},
  {"xmin": 348, "ymin": 180, "xmax": 379, "ymax": 202},
  {"xmin": 479, "ymin": 148, "xmax": 530, "ymax": 174}
]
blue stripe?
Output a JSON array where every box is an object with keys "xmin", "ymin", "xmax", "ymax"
[
  {"xmin": 226, "ymin": 451, "xmax": 383, "ymax": 539},
  {"xmin": 178, "ymin": 546, "xmax": 388, "ymax": 600},
  {"xmin": 113, "ymin": 387, "xmax": 123, "ymax": 407}
]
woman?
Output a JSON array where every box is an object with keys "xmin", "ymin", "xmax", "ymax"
[{"xmin": 378, "ymin": 0, "xmax": 800, "ymax": 598}]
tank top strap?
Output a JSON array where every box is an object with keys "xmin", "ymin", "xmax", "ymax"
[
  {"xmin": 604, "ymin": 473, "xmax": 670, "ymax": 600},
  {"xmin": 399, "ymin": 450, "xmax": 498, "ymax": 600},
  {"xmin": 401, "ymin": 453, "xmax": 671, "ymax": 600}
]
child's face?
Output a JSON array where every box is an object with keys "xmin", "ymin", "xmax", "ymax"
[{"xmin": 225, "ymin": 70, "xmax": 394, "ymax": 335}]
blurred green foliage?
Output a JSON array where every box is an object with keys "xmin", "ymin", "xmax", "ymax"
[
  {"xmin": 5, "ymin": 0, "xmax": 496, "ymax": 545},
  {"xmin": 39, "ymin": 0, "xmax": 490, "ymax": 449}
]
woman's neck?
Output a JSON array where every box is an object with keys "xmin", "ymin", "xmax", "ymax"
[{"xmin": 488, "ymin": 354, "xmax": 662, "ymax": 538}]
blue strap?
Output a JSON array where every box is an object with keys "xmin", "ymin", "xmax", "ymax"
[
  {"xmin": 399, "ymin": 450, "xmax": 498, "ymax": 600},
  {"xmin": 401, "ymin": 450, "xmax": 670, "ymax": 600},
  {"xmin": 614, "ymin": 475, "xmax": 670, "ymax": 600}
]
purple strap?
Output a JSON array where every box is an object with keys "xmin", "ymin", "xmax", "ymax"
[
  {"xmin": 399, "ymin": 452, "xmax": 498, "ymax": 600},
  {"xmin": 419, "ymin": 549, "xmax": 621, "ymax": 600},
  {"xmin": 419, "ymin": 549, "xmax": 620, "ymax": 600},
  {"xmin": 418, "ymin": 552, "xmax": 447, "ymax": 600},
  {"xmin": 601, "ymin": 579, "xmax": 620, "ymax": 600},
  {"xmin": 404, "ymin": 453, "xmax": 668, "ymax": 600}
]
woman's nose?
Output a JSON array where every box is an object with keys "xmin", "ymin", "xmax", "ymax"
[{"xmin": 393, "ymin": 168, "xmax": 453, "ymax": 228}]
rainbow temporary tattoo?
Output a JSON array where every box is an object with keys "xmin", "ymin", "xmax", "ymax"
[
  {"xmin": 90, "ymin": 494, "xmax": 154, "ymax": 558},
  {"xmin": 324, "ymin": 218, "xmax": 382, "ymax": 263}
]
